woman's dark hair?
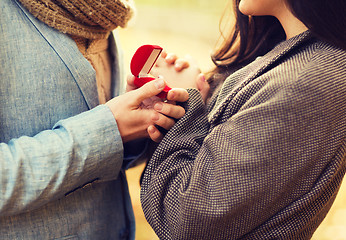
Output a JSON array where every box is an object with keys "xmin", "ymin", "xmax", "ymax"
[
  {"xmin": 208, "ymin": 0, "xmax": 345, "ymax": 83},
  {"xmin": 286, "ymin": 0, "xmax": 346, "ymax": 51},
  {"xmin": 208, "ymin": 0, "xmax": 285, "ymax": 83}
]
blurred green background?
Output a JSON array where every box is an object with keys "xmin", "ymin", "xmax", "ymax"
[
  {"xmin": 131, "ymin": 0, "xmax": 225, "ymax": 11},
  {"xmin": 118, "ymin": 1, "xmax": 346, "ymax": 239}
]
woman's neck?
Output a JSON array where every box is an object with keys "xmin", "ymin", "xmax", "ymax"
[{"xmin": 276, "ymin": 5, "xmax": 308, "ymax": 40}]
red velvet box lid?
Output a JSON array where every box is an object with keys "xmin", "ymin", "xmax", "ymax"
[{"xmin": 130, "ymin": 45, "xmax": 163, "ymax": 77}]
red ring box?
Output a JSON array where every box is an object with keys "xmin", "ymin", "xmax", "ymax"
[{"xmin": 130, "ymin": 45, "xmax": 171, "ymax": 98}]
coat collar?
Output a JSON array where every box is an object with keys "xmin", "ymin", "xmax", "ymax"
[
  {"xmin": 15, "ymin": 0, "xmax": 100, "ymax": 110},
  {"xmin": 208, "ymin": 31, "xmax": 313, "ymax": 124}
]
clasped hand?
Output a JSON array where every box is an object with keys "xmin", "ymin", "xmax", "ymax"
[{"xmin": 151, "ymin": 51, "xmax": 210, "ymax": 102}]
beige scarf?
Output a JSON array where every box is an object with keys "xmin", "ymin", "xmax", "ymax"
[{"xmin": 18, "ymin": 0, "xmax": 136, "ymax": 39}]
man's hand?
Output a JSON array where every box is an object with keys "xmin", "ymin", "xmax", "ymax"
[{"xmin": 108, "ymin": 77, "xmax": 189, "ymax": 143}]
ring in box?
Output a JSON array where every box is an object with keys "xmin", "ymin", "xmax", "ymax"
[{"xmin": 130, "ymin": 45, "xmax": 171, "ymax": 98}]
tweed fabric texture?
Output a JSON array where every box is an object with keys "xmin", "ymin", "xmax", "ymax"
[
  {"xmin": 18, "ymin": 0, "xmax": 135, "ymax": 39},
  {"xmin": 141, "ymin": 32, "xmax": 346, "ymax": 239}
]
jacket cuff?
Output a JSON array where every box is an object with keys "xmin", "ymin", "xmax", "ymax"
[{"xmin": 53, "ymin": 104, "xmax": 124, "ymax": 181}]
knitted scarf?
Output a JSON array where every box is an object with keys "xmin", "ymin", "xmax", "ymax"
[{"xmin": 18, "ymin": 0, "xmax": 136, "ymax": 39}]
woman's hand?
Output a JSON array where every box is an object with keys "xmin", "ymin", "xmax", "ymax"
[
  {"xmin": 151, "ymin": 52, "xmax": 210, "ymax": 102},
  {"xmin": 161, "ymin": 52, "xmax": 190, "ymax": 72},
  {"xmin": 151, "ymin": 52, "xmax": 201, "ymax": 89},
  {"xmin": 195, "ymin": 72, "xmax": 210, "ymax": 103},
  {"xmin": 107, "ymin": 77, "xmax": 189, "ymax": 143}
]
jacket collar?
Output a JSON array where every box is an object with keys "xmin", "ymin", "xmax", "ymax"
[
  {"xmin": 208, "ymin": 31, "xmax": 313, "ymax": 124},
  {"xmin": 15, "ymin": 0, "xmax": 99, "ymax": 110}
]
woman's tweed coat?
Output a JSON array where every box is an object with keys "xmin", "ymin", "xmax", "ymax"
[{"xmin": 141, "ymin": 31, "xmax": 346, "ymax": 239}]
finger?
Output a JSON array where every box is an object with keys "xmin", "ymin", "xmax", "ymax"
[
  {"xmin": 141, "ymin": 96, "xmax": 161, "ymax": 109},
  {"xmin": 164, "ymin": 99, "xmax": 176, "ymax": 105},
  {"xmin": 196, "ymin": 73, "xmax": 208, "ymax": 91},
  {"xmin": 126, "ymin": 75, "xmax": 137, "ymax": 92},
  {"xmin": 167, "ymin": 88, "xmax": 189, "ymax": 102},
  {"xmin": 155, "ymin": 52, "xmax": 166, "ymax": 67},
  {"xmin": 152, "ymin": 112, "xmax": 176, "ymax": 130},
  {"xmin": 160, "ymin": 51, "xmax": 167, "ymax": 59},
  {"xmin": 147, "ymin": 125, "xmax": 164, "ymax": 143},
  {"xmin": 165, "ymin": 53, "xmax": 178, "ymax": 64},
  {"xmin": 174, "ymin": 58, "xmax": 190, "ymax": 72},
  {"xmin": 154, "ymin": 102, "xmax": 186, "ymax": 119},
  {"xmin": 131, "ymin": 78, "xmax": 167, "ymax": 105},
  {"xmin": 196, "ymin": 73, "xmax": 210, "ymax": 102}
]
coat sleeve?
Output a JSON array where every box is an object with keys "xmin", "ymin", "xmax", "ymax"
[
  {"xmin": 0, "ymin": 105, "xmax": 123, "ymax": 216},
  {"xmin": 141, "ymin": 64, "xmax": 346, "ymax": 240}
]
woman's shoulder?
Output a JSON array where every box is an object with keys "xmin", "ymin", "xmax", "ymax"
[
  {"xmin": 310, "ymin": 40, "xmax": 346, "ymax": 64},
  {"xmin": 302, "ymin": 40, "xmax": 345, "ymax": 79},
  {"xmin": 284, "ymin": 39, "xmax": 346, "ymax": 107},
  {"xmin": 287, "ymin": 38, "xmax": 346, "ymax": 84}
]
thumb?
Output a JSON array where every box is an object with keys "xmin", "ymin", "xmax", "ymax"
[
  {"xmin": 196, "ymin": 73, "xmax": 210, "ymax": 102},
  {"xmin": 132, "ymin": 78, "xmax": 166, "ymax": 104}
]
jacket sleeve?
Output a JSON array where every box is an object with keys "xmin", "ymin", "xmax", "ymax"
[
  {"xmin": 0, "ymin": 105, "xmax": 123, "ymax": 216},
  {"xmin": 141, "ymin": 67, "xmax": 346, "ymax": 240}
]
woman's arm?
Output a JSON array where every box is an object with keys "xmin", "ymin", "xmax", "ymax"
[{"xmin": 141, "ymin": 68, "xmax": 346, "ymax": 239}]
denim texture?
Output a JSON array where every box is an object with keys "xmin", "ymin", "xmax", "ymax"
[{"xmin": 0, "ymin": 0, "xmax": 135, "ymax": 239}]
